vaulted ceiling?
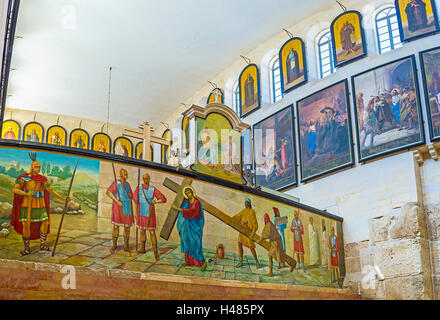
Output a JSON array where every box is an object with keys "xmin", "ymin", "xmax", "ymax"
[{"xmin": 6, "ymin": 0, "xmax": 333, "ymax": 128}]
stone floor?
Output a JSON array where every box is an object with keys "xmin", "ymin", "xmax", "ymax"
[{"xmin": 0, "ymin": 214, "xmax": 341, "ymax": 288}]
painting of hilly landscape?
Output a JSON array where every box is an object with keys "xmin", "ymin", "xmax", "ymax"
[{"xmin": 0, "ymin": 147, "xmax": 100, "ymax": 225}]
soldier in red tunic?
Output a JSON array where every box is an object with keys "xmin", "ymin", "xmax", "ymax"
[
  {"xmin": 133, "ymin": 173, "xmax": 167, "ymax": 259},
  {"xmin": 329, "ymin": 226, "xmax": 340, "ymax": 283},
  {"xmin": 290, "ymin": 209, "xmax": 306, "ymax": 272},
  {"xmin": 11, "ymin": 153, "xmax": 69, "ymax": 256}
]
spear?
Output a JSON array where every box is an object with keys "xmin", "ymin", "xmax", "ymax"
[{"xmin": 52, "ymin": 160, "xmax": 79, "ymax": 256}]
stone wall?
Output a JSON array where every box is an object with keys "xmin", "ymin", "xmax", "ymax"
[
  {"xmin": 0, "ymin": 259, "xmax": 360, "ymax": 300},
  {"xmin": 344, "ymin": 202, "xmax": 434, "ymax": 299}
]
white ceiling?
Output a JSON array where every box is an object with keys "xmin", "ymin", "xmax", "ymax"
[{"xmin": 7, "ymin": 0, "xmax": 333, "ymax": 128}]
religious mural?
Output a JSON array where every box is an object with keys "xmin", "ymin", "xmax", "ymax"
[
  {"xmin": 114, "ymin": 137, "xmax": 133, "ymax": 158},
  {"xmin": 279, "ymin": 37, "xmax": 307, "ymax": 93},
  {"xmin": 330, "ymin": 10, "xmax": 367, "ymax": 67},
  {"xmin": 239, "ymin": 64, "xmax": 261, "ymax": 117},
  {"xmin": 420, "ymin": 46, "xmax": 440, "ymax": 141},
  {"xmin": 46, "ymin": 125, "xmax": 67, "ymax": 146},
  {"xmin": 395, "ymin": 0, "xmax": 440, "ymax": 42},
  {"xmin": 23, "ymin": 122, "xmax": 44, "ymax": 143},
  {"xmin": 92, "ymin": 133, "xmax": 111, "ymax": 153},
  {"xmin": 1, "ymin": 120, "xmax": 20, "ymax": 140},
  {"xmin": 297, "ymin": 80, "xmax": 354, "ymax": 182},
  {"xmin": 207, "ymin": 88, "xmax": 224, "ymax": 104},
  {"xmin": 254, "ymin": 106, "xmax": 297, "ymax": 191},
  {"xmin": 0, "ymin": 145, "xmax": 345, "ymax": 288},
  {"xmin": 192, "ymin": 113, "xmax": 246, "ymax": 185},
  {"xmin": 70, "ymin": 129, "xmax": 89, "ymax": 150},
  {"xmin": 352, "ymin": 55, "xmax": 425, "ymax": 162}
]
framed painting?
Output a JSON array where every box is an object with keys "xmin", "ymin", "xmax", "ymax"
[
  {"xmin": 420, "ymin": 46, "xmax": 440, "ymax": 141},
  {"xmin": 351, "ymin": 55, "xmax": 425, "ymax": 162},
  {"xmin": 395, "ymin": 0, "xmax": 440, "ymax": 42},
  {"xmin": 1, "ymin": 120, "xmax": 20, "ymax": 140},
  {"xmin": 207, "ymin": 88, "xmax": 224, "ymax": 104},
  {"xmin": 92, "ymin": 132, "xmax": 111, "ymax": 153},
  {"xmin": 69, "ymin": 128, "xmax": 89, "ymax": 150},
  {"xmin": 114, "ymin": 137, "xmax": 133, "ymax": 157},
  {"xmin": 239, "ymin": 64, "xmax": 261, "ymax": 117},
  {"xmin": 253, "ymin": 105, "xmax": 297, "ymax": 191},
  {"xmin": 297, "ymin": 80, "xmax": 354, "ymax": 182},
  {"xmin": 279, "ymin": 37, "xmax": 307, "ymax": 93},
  {"xmin": 192, "ymin": 113, "xmax": 246, "ymax": 185},
  {"xmin": 23, "ymin": 122, "xmax": 44, "ymax": 143},
  {"xmin": 241, "ymin": 128, "xmax": 253, "ymax": 184},
  {"xmin": 330, "ymin": 10, "xmax": 367, "ymax": 68},
  {"xmin": 46, "ymin": 125, "xmax": 67, "ymax": 146}
]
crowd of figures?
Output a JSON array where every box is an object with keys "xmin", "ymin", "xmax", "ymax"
[{"xmin": 357, "ymin": 85, "xmax": 419, "ymax": 148}]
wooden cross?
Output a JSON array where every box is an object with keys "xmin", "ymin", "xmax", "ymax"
[
  {"xmin": 123, "ymin": 123, "xmax": 170, "ymax": 161},
  {"xmin": 160, "ymin": 177, "xmax": 298, "ymax": 267},
  {"xmin": 160, "ymin": 177, "xmax": 193, "ymax": 240}
]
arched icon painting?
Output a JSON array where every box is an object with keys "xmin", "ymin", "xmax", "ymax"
[
  {"xmin": 135, "ymin": 142, "xmax": 154, "ymax": 161},
  {"xmin": 330, "ymin": 10, "xmax": 367, "ymax": 67},
  {"xmin": 207, "ymin": 88, "xmax": 224, "ymax": 104},
  {"xmin": 395, "ymin": 0, "xmax": 440, "ymax": 42},
  {"xmin": 92, "ymin": 133, "xmax": 111, "ymax": 153},
  {"xmin": 70, "ymin": 129, "xmax": 89, "ymax": 149},
  {"xmin": 23, "ymin": 122, "xmax": 44, "ymax": 143},
  {"xmin": 239, "ymin": 64, "xmax": 261, "ymax": 117},
  {"xmin": 114, "ymin": 137, "xmax": 133, "ymax": 157},
  {"xmin": 46, "ymin": 125, "xmax": 67, "ymax": 146},
  {"xmin": 1, "ymin": 120, "xmax": 20, "ymax": 140},
  {"xmin": 279, "ymin": 37, "xmax": 307, "ymax": 93}
]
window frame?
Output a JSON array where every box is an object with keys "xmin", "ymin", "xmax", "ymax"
[
  {"xmin": 375, "ymin": 7, "xmax": 402, "ymax": 54},
  {"xmin": 270, "ymin": 57, "xmax": 283, "ymax": 103},
  {"xmin": 317, "ymin": 31, "xmax": 335, "ymax": 78}
]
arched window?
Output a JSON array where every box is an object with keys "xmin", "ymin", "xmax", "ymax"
[
  {"xmin": 318, "ymin": 32, "xmax": 335, "ymax": 78},
  {"xmin": 232, "ymin": 81, "xmax": 240, "ymax": 116},
  {"xmin": 375, "ymin": 7, "xmax": 402, "ymax": 54},
  {"xmin": 270, "ymin": 57, "xmax": 283, "ymax": 103}
]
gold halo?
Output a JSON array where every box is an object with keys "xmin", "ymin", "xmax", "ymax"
[{"xmin": 182, "ymin": 185, "xmax": 196, "ymax": 199}]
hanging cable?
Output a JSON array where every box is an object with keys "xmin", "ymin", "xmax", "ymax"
[
  {"xmin": 282, "ymin": 28, "xmax": 294, "ymax": 39},
  {"xmin": 106, "ymin": 66, "xmax": 112, "ymax": 134},
  {"xmin": 240, "ymin": 55, "xmax": 251, "ymax": 65},
  {"xmin": 336, "ymin": 1, "xmax": 347, "ymax": 12}
]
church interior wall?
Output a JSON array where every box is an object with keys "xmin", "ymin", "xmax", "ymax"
[{"xmin": 157, "ymin": 0, "xmax": 440, "ymax": 299}]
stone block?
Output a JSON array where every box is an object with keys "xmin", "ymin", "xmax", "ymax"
[
  {"xmin": 345, "ymin": 257, "xmax": 361, "ymax": 273},
  {"xmin": 373, "ymin": 239, "xmax": 423, "ymax": 278},
  {"xmin": 426, "ymin": 206, "xmax": 440, "ymax": 241},
  {"xmin": 431, "ymin": 240, "xmax": 440, "ymax": 275},
  {"xmin": 370, "ymin": 216, "xmax": 391, "ymax": 243},
  {"xmin": 385, "ymin": 275, "xmax": 425, "ymax": 300},
  {"xmin": 344, "ymin": 242, "xmax": 360, "ymax": 258},
  {"xmin": 389, "ymin": 202, "xmax": 421, "ymax": 240}
]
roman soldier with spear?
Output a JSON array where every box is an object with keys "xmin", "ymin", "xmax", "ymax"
[
  {"xmin": 133, "ymin": 170, "xmax": 167, "ymax": 259},
  {"xmin": 11, "ymin": 153, "xmax": 70, "ymax": 256},
  {"xmin": 106, "ymin": 165, "xmax": 136, "ymax": 254}
]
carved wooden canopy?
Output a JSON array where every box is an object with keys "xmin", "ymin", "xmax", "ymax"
[{"xmin": 181, "ymin": 102, "xmax": 250, "ymax": 133}]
